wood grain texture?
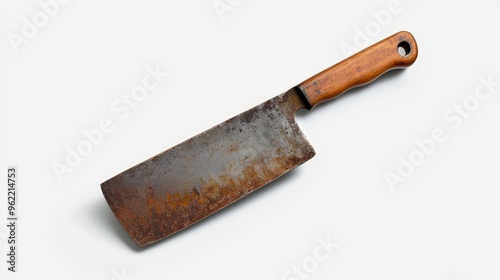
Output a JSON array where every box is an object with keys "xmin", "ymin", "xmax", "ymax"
[{"xmin": 298, "ymin": 31, "xmax": 418, "ymax": 108}]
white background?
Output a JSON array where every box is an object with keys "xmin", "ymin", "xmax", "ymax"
[{"xmin": 1, "ymin": 0, "xmax": 500, "ymax": 279}]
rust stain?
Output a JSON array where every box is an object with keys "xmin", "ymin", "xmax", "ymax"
[
  {"xmin": 104, "ymin": 156, "xmax": 301, "ymax": 246},
  {"xmin": 147, "ymin": 189, "xmax": 164, "ymax": 214}
]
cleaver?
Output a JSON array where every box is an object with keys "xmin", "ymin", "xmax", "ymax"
[{"xmin": 101, "ymin": 31, "xmax": 418, "ymax": 246}]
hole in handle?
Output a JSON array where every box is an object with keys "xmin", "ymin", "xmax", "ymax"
[{"xmin": 397, "ymin": 41, "xmax": 411, "ymax": 57}]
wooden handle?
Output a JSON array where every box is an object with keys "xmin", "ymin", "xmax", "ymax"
[{"xmin": 298, "ymin": 31, "xmax": 418, "ymax": 108}]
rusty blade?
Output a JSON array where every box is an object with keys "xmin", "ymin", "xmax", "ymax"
[{"xmin": 101, "ymin": 88, "xmax": 315, "ymax": 246}]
